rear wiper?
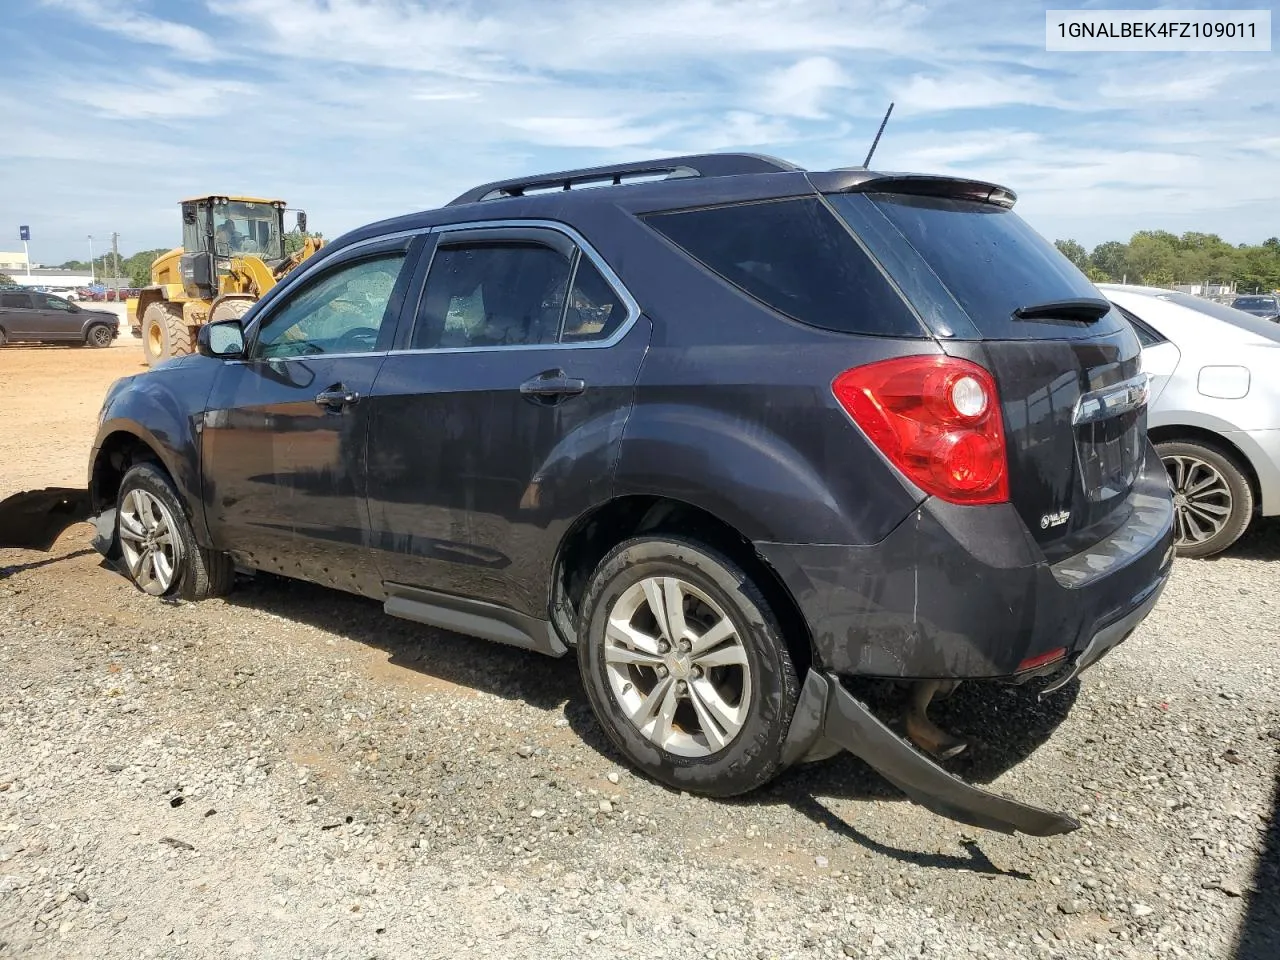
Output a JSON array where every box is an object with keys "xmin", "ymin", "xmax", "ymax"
[{"xmin": 1013, "ymin": 298, "xmax": 1111, "ymax": 323}]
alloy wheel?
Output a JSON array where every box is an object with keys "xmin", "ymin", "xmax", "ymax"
[
  {"xmin": 1165, "ymin": 454, "xmax": 1233, "ymax": 546},
  {"xmin": 118, "ymin": 488, "xmax": 182, "ymax": 596},
  {"xmin": 90, "ymin": 326, "xmax": 113, "ymax": 347},
  {"xmin": 603, "ymin": 576, "xmax": 752, "ymax": 758}
]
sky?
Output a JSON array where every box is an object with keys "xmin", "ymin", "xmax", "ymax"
[{"xmin": 0, "ymin": 0, "xmax": 1276, "ymax": 265}]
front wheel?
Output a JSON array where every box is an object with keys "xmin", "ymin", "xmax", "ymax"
[
  {"xmin": 577, "ymin": 537, "xmax": 799, "ymax": 798},
  {"xmin": 116, "ymin": 462, "xmax": 234, "ymax": 600},
  {"xmin": 85, "ymin": 323, "xmax": 114, "ymax": 348},
  {"xmin": 1157, "ymin": 440, "xmax": 1254, "ymax": 558}
]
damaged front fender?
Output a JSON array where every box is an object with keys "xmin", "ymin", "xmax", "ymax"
[{"xmin": 0, "ymin": 487, "xmax": 93, "ymax": 551}]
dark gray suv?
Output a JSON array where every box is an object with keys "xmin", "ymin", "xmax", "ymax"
[
  {"xmin": 2, "ymin": 153, "xmax": 1175, "ymax": 836},
  {"xmin": 0, "ymin": 289, "xmax": 119, "ymax": 347}
]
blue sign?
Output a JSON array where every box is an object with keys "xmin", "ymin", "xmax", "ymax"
[{"xmin": 19, "ymin": 225, "xmax": 29, "ymax": 241}]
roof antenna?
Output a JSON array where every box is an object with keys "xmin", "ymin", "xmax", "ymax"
[{"xmin": 862, "ymin": 101, "xmax": 894, "ymax": 169}]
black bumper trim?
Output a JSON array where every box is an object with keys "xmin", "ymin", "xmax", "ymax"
[{"xmin": 784, "ymin": 671, "xmax": 1080, "ymax": 837}]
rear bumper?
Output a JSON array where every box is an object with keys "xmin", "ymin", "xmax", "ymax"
[
  {"xmin": 781, "ymin": 671, "xmax": 1079, "ymax": 836},
  {"xmin": 756, "ymin": 442, "xmax": 1175, "ymax": 680}
]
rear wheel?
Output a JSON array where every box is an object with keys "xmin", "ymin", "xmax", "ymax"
[
  {"xmin": 577, "ymin": 537, "xmax": 799, "ymax": 798},
  {"xmin": 1156, "ymin": 440, "xmax": 1253, "ymax": 558},
  {"xmin": 85, "ymin": 323, "xmax": 113, "ymax": 348},
  {"xmin": 116, "ymin": 462, "xmax": 234, "ymax": 600},
  {"xmin": 142, "ymin": 302, "xmax": 192, "ymax": 365}
]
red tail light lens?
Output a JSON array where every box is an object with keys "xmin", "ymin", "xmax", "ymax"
[{"xmin": 832, "ymin": 355, "xmax": 1009, "ymax": 505}]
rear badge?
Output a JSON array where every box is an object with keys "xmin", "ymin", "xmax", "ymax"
[{"xmin": 1040, "ymin": 510, "xmax": 1070, "ymax": 530}]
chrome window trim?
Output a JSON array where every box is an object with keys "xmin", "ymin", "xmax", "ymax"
[{"xmin": 398, "ymin": 218, "xmax": 641, "ymax": 354}]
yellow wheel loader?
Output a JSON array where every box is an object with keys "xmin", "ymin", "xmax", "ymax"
[{"xmin": 127, "ymin": 195, "xmax": 324, "ymax": 365}]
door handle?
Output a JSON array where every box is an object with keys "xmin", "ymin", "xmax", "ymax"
[
  {"xmin": 519, "ymin": 371, "xmax": 586, "ymax": 404},
  {"xmin": 314, "ymin": 386, "xmax": 360, "ymax": 410}
]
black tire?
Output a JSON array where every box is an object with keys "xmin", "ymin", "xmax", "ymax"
[
  {"xmin": 209, "ymin": 297, "xmax": 255, "ymax": 324},
  {"xmin": 116, "ymin": 462, "xmax": 235, "ymax": 600},
  {"xmin": 85, "ymin": 323, "xmax": 114, "ymax": 348},
  {"xmin": 141, "ymin": 302, "xmax": 191, "ymax": 365},
  {"xmin": 1156, "ymin": 439, "xmax": 1254, "ymax": 559},
  {"xmin": 577, "ymin": 536, "xmax": 800, "ymax": 798}
]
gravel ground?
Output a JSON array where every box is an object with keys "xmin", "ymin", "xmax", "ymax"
[{"xmin": 1, "ymin": 348, "xmax": 1277, "ymax": 960}]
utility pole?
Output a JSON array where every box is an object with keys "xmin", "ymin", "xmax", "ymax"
[
  {"xmin": 111, "ymin": 232, "xmax": 121, "ymax": 291},
  {"xmin": 88, "ymin": 235, "xmax": 96, "ymax": 283}
]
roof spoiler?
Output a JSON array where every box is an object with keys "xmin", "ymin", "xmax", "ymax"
[
  {"xmin": 448, "ymin": 153, "xmax": 801, "ymax": 206},
  {"xmin": 809, "ymin": 170, "xmax": 1018, "ymax": 208}
]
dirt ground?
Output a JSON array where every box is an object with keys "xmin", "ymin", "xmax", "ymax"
[
  {"xmin": 1, "ymin": 341, "xmax": 1277, "ymax": 960},
  {"xmin": 0, "ymin": 309, "xmax": 141, "ymax": 499}
]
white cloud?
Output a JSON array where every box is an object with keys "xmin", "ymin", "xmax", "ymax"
[
  {"xmin": 41, "ymin": 0, "xmax": 221, "ymax": 61},
  {"xmin": 62, "ymin": 71, "xmax": 255, "ymax": 120},
  {"xmin": 758, "ymin": 57, "xmax": 853, "ymax": 119},
  {"xmin": 897, "ymin": 70, "xmax": 1067, "ymax": 113}
]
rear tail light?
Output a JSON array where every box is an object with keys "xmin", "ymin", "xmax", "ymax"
[{"xmin": 832, "ymin": 355, "xmax": 1009, "ymax": 505}]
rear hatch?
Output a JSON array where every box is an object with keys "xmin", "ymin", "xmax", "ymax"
[{"xmin": 829, "ymin": 187, "xmax": 1147, "ymax": 560}]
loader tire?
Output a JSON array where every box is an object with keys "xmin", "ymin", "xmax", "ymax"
[
  {"xmin": 209, "ymin": 297, "xmax": 255, "ymax": 324},
  {"xmin": 142, "ymin": 302, "xmax": 192, "ymax": 365}
]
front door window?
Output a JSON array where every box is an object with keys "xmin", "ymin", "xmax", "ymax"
[{"xmin": 253, "ymin": 253, "xmax": 407, "ymax": 359}]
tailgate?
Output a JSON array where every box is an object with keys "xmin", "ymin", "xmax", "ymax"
[{"xmin": 829, "ymin": 190, "xmax": 1148, "ymax": 558}]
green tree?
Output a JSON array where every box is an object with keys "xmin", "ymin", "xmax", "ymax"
[
  {"xmin": 1085, "ymin": 265, "xmax": 1110, "ymax": 283},
  {"xmin": 1126, "ymin": 232, "xmax": 1178, "ymax": 284},
  {"xmin": 56, "ymin": 260, "xmax": 89, "ymax": 271},
  {"xmin": 1089, "ymin": 241, "xmax": 1128, "ymax": 281},
  {"xmin": 1054, "ymin": 239, "xmax": 1088, "ymax": 270},
  {"xmin": 284, "ymin": 229, "xmax": 323, "ymax": 256},
  {"xmin": 0, "ymin": 272, "xmax": 14, "ymax": 286}
]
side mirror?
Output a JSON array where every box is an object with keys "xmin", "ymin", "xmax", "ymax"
[
  {"xmin": 296, "ymin": 210, "xmax": 308, "ymax": 234},
  {"xmin": 198, "ymin": 320, "xmax": 246, "ymax": 359}
]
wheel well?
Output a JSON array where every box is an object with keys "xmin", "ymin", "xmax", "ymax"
[
  {"xmin": 1147, "ymin": 424, "xmax": 1261, "ymax": 505},
  {"xmin": 90, "ymin": 432, "xmax": 165, "ymax": 512},
  {"xmin": 551, "ymin": 496, "xmax": 814, "ymax": 675}
]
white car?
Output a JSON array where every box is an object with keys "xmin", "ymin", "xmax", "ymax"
[{"xmin": 1101, "ymin": 284, "xmax": 1280, "ymax": 557}]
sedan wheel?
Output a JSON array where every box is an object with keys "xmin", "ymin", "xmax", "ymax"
[
  {"xmin": 603, "ymin": 576, "xmax": 752, "ymax": 758},
  {"xmin": 117, "ymin": 488, "xmax": 182, "ymax": 596},
  {"xmin": 1156, "ymin": 440, "xmax": 1254, "ymax": 558}
]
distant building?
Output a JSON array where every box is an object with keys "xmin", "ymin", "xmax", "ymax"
[
  {"xmin": 0, "ymin": 251, "xmax": 30, "ymax": 272},
  {"xmin": 5, "ymin": 272, "xmax": 95, "ymax": 289}
]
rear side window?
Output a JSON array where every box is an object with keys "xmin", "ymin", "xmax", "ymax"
[
  {"xmin": 413, "ymin": 243, "xmax": 571, "ymax": 349},
  {"xmin": 837, "ymin": 193, "xmax": 1127, "ymax": 341},
  {"xmin": 1, "ymin": 293, "xmax": 31, "ymax": 309},
  {"xmin": 644, "ymin": 198, "xmax": 925, "ymax": 338}
]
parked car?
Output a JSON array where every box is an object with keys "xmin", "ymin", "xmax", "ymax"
[
  {"xmin": 10, "ymin": 153, "xmax": 1176, "ymax": 836},
  {"xmin": 1229, "ymin": 294, "xmax": 1280, "ymax": 321},
  {"xmin": 0, "ymin": 289, "xmax": 119, "ymax": 347},
  {"xmin": 1101, "ymin": 284, "xmax": 1280, "ymax": 557}
]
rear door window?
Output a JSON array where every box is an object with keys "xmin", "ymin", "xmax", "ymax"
[
  {"xmin": 831, "ymin": 193, "xmax": 1128, "ymax": 340},
  {"xmin": 644, "ymin": 198, "xmax": 925, "ymax": 338},
  {"xmin": 412, "ymin": 242, "xmax": 572, "ymax": 349},
  {"xmin": 1, "ymin": 293, "xmax": 32, "ymax": 309}
]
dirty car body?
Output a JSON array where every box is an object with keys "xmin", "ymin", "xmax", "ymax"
[{"xmin": 2, "ymin": 154, "xmax": 1174, "ymax": 837}]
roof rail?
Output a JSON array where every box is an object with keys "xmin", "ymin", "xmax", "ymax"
[{"xmin": 447, "ymin": 153, "xmax": 800, "ymax": 206}]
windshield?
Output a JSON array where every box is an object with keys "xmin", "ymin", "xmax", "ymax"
[{"xmin": 212, "ymin": 200, "xmax": 283, "ymax": 260}]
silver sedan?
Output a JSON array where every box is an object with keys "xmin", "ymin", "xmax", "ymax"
[{"xmin": 1101, "ymin": 284, "xmax": 1280, "ymax": 557}]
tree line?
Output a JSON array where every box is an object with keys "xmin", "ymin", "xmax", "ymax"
[{"xmin": 1054, "ymin": 232, "xmax": 1280, "ymax": 293}]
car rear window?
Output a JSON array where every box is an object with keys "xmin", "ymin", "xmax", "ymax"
[
  {"xmin": 830, "ymin": 192, "xmax": 1128, "ymax": 341},
  {"xmin": 1233, "ymin": 296, "xmax": 1277, "ymax": 310},
  {"xmin": 643, "ymin": 198, "xmax": 926, "ymax": 338}
]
